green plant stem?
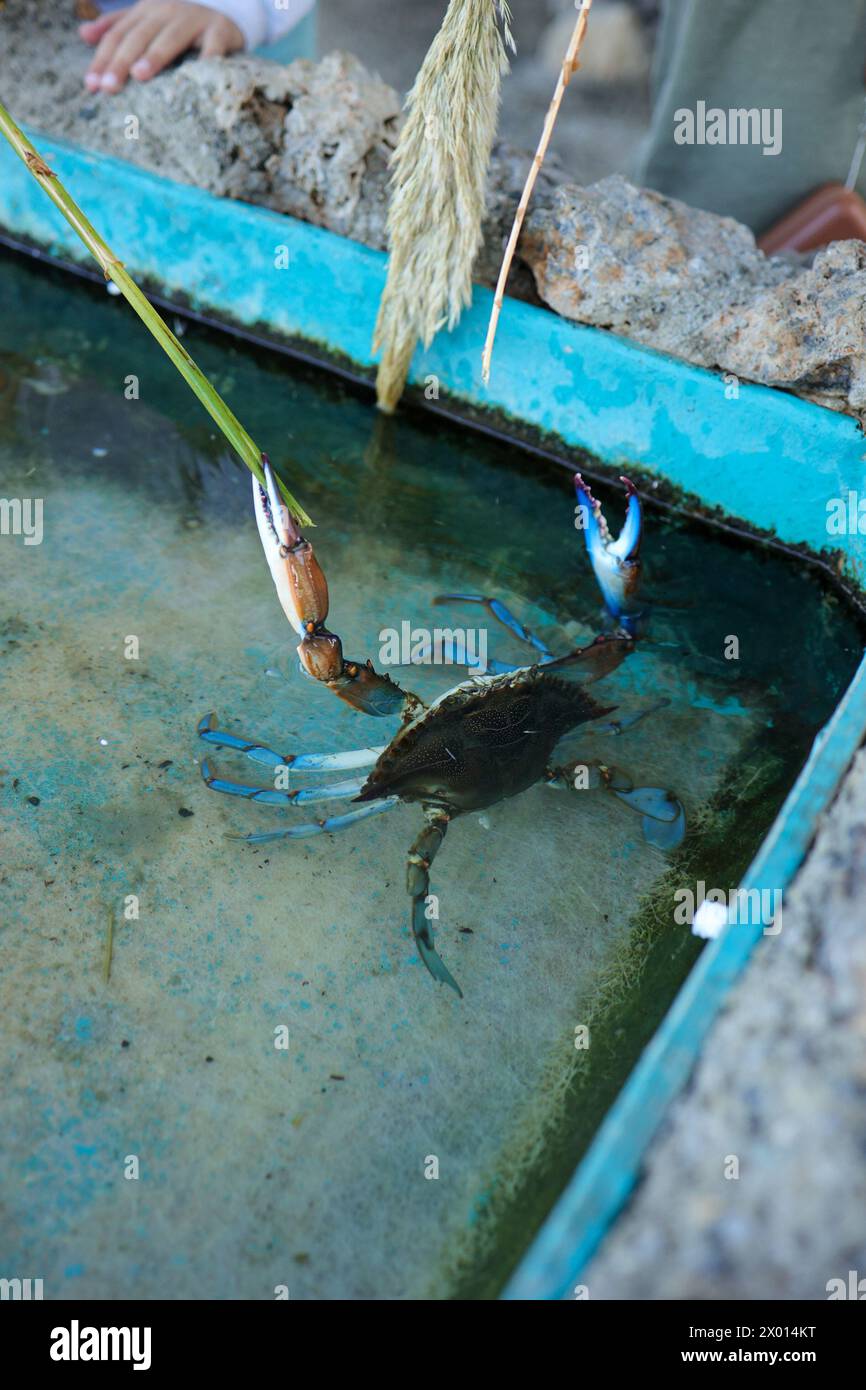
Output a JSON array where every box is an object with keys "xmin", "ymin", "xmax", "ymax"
[
  {"xmin": 102, "ymin": 908, "xmax": 115, "ymax": 985},
  {"xmin": 0, "ymin": 99, "xmax": 312, "ymax": 526}
]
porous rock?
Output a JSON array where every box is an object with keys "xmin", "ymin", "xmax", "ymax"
[
  {"xmin": 522, "ymin": 176, "xmax": 866, "ymax": 421},
  {"xmin": 521, "ymin": 175, "xmax": 789, "ymax": 357}
]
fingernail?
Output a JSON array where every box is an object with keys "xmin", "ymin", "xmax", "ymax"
[
  {"xmin": 85, "ymin": 71, "xmax": 101, "ymax": 90},
  {"xmin": 100, "ymin": 72, "xmax": 119, "ymax": 90},
  {"xmin": 131, "ymin": 58, "xmax": 151, "ymax": 79}
]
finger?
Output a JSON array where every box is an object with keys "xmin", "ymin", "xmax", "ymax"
[
  {"xmin": 199, "ymin": 18, "xmax": 244, "ymax": 59},
  {"xmin": 128, "ymin": 16, "xmax": 203, "ymax": 82},
  {"xmin": 79, "ymin": 12, "xmax": 124, "ymax": 45},
  {"xmin": 85, "ymin": 13, "xmax": 138, "ymax": 89},
  {"xmin": 99, "ymin": 14, "xmax": 166, "ymax": 91}
]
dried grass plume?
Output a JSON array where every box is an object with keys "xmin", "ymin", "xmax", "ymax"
[{"xmin": 373, "ymin": 0, "xmax": 514, "ymax": 413}]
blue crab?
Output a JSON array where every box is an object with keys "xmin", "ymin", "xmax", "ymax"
[{"xmin": 197, "ymin": 461, "xmax": 685, "ymax": 997}]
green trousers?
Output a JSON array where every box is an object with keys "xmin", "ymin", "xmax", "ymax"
[{"xmin": 635, "ymin": 0, "xmax": 866, "ymax": 232}]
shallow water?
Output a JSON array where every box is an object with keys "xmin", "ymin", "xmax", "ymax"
[{"xmin": 1, "ymin": 253, "xmax": 862, "ymax": 1299}]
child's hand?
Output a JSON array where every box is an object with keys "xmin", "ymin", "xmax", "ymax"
[{"xmin": 80, "ymin": 1, "xmax": 244, "ymax": 93}]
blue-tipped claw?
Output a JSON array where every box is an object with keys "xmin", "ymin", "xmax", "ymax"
[
  {"xmin": 611, "ymin": 785, "xmax": 686, "ymax": 850},
  {"xmin": 641, "ymin": 799, "xmax": 686, "ymax": 850},
  {"xmin": 575, "ymin": 474, "xmax": 645, "ymax": 636}
]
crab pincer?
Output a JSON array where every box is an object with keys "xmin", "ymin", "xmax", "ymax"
[
  {"xmin": 253, "ymin": 457, "xmax": 410, "ymax": 718},
  {"xmin": 575, "ymin": 474, "xmax": 645, "ymax": 636}
]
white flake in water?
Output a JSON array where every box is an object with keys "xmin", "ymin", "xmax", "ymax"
[
  {"xmin": 477, "ymin": 813, "xmax": 491, "ymax": 830},
  {"xmin": 92, "ymin": 448, "xmax": 108, "ymax": 458},
  {"xmin": 106, "ymin": 281, "xmax": 121, "ymax": 297},
  {"xmin": 692, "ymin": 899, "xmax": 729, "ymax": 939},
  {"xmin": 98, "ymin": 737, "xmax": 108, "ymax": 747}
]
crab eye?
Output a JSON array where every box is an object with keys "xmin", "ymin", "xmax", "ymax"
[{"xmin": 346, "ymin": 663, "xmax": 358, "ymax": 678}]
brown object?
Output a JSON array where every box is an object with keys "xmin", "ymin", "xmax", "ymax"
[
  {"xmin": 758, "ymin": 183, "xmax": 866, "ymax": 255},
  {"xmin": 481, "ymin": 0, "xmax": 595, "ymax": 383},
  {"xmin": 75, "ymin": 1, "xmax": 101, "ymax": 19}
]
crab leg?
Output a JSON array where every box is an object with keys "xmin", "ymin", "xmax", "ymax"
[
  {"xmin": 542, "ymin": 632, "xmax": 634, "ymax": 682},
  {"xmin": 231, "ymin": 798, "xmax": 399, "ymax": 845},
  {"xmin": 546, "ymin": 759, "xmax": 686, "ymax": 850},
  {"xmin": 432, "ymin": 593, "xmax": 554, "ymax": 660},
  {"xmin": 410, "ymin": 631, "xmax": 635, "ymax": 683},
  {"xmin": 197, "ymin": 713, "xmax": 385, "ymax": 771},
  {"xmin": 253, "ymin": 456, "xmax": 422, "ymax": 719},
  {"xmin": 588, "ymin": 699, "xmax": 670, "ymax": 736},
  {"xmin": 402, "ymin": 633, "xmax": 519, "ymax": 677},
  {"xmin": 411, "ymin": 593, "xmax": 554, "ymax": 675},
  {"xmin": 406, "ymin": 807, "xmax": 462, "ymax": 998},
  {"xmin": 200, "ymin": 758, "xmax": 367, "ymax": 805},
  {"xmin": 546, "ymin": 759, "xmax": 632, "ymax": 793},
  {"xmin": 575, "ymin": 474, "xmax": 645, "ymax": 637}
]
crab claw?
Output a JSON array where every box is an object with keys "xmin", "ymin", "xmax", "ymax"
[
  {"xmin": 253, "ymin": 455, "xmax": 330, "ymax": 640},
  {"xmin": 252, "ymin": 456, "xmax": 412, "ymax": 718},
  {"xmin": 575, "ymin": 474, "xmax": 645, "ymax": 636}
]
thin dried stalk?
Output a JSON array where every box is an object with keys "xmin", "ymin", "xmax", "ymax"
[
  {"xmin": 374, "ymin": 0, "xmax": 514, "ymax": 412},
  {"xmin": 102, "ymin": 908, "xmax": 115, "ymax": 984},
  {"xmin": 481, "ymin": 0, "xmax": 594, "ymax": 383}
]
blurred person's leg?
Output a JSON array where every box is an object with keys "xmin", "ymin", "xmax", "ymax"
[{"xmin": 634, "ymin": 0, "xmax": 866, "ymax": 232}]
